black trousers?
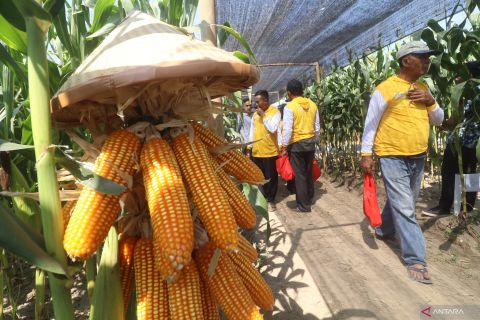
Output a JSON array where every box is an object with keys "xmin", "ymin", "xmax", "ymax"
[
  {"xmin": 289, "ymin": 150, "xmax": 315, "ymax": 212},
  {"xmin": 252, "ymin": 156, "xmax": 278, "ymax": 203},
  {"xmin": 439, "ymin": 144, "xmax": 478, "ymax": 212}
]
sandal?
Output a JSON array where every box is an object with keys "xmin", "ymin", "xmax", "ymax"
[{"xmin": 407, "ymin": 265, "xmax": 433, "ymax": 284}]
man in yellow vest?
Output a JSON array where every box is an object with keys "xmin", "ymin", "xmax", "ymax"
[
  {"xmin": 361, "ymin": 41, "xmax": 444, "ymax": 284},
  {"xmin": 280, "ymin": 80, "xmax": 320, "ymax": 213},
  {"xmin": 247, "ymin": 90, "xmax": 281, "ymax": 211}
]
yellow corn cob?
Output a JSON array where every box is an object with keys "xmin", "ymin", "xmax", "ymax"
[
  {"xmin": 154, "ymin": 245, "xmax": 179, "ymax": 282},
  {"xmin": 191, "ymin": 122, "xmax": 264, "ymax": 184},
  {"xmin": 238, "ymin": 234, "xmax": 258, "ymax": 263},
  {"xmin": 64, "ymin": 129, "xmax": 141, "ymax": 259},
  {"xmin": 167, "ymin": 261, "xmax": 204, "ymax": 319},
  {"xmin": 207, "ymin": 153, "xmax": 256, "ymax": 229},
  {"xmin": 134, "ymin": 238, "xmax": 170, "ymax": 320},
  {"xmin": 141, "ymin": 136, "xmax": 194, "ymax": 272},
  {"xmin": 199, "ymin": 272, "xmax": 219, "ymax": 320},
  {"xmin": 227, "ymin": 252, "xmax": 274, "ymax": 310},
  {"xmin": 195, "ymin": 242, "xmax": 263, "ymax": 320},
  {"xmin": 119, "ymin": 236, "xmax": 137, "ymax": 314},
  {"xmin": 62, "ymin": 200, "xmax": 77, "ymax": 232},
  {"xmin": 172, "ymin": 133, "xmax": 238, "ymax": 251}
]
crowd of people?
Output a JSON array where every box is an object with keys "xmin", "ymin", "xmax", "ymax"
[
  {"xmin": 239, "ymin": 80, "xmax": 320, "ymax": 213},
  {"xmin": 241, "ymin": 40, "xmax": 480, "ymax": 285}
]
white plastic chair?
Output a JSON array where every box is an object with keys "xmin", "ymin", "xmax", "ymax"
[{"xmin": 453, "ymin": 173, "xmax": 480, "ymax": 215}]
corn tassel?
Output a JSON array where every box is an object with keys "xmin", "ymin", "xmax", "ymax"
[
  {"xmin": 64, "ymin": 129, "xmax": 141, "ymax": 259},
  {"xmin": 208, "ymin": 153, "xmax": 256, "ymax": 229},
  {"xmin": 195, "ymin": 242, "xmax": 263, "ymax": 320},
  {"xmin": 141, "ymin": 135, "xmax": 194, "ymax": 272},
  {"xmin": 119, "ymin": 236, "xmax": 137, "ymax": 314},
  {"xmin": 191, "ymin": 122, "xmax": 264, "ymax": 183},
  {"xmin": 228, "ymin": 252, "xmax": 274, "ymax": 310},
  {"xmin": 134, "ymin": 238, "xmax": 170, "ymax": 319},
  {"xmin": 199, "ymin": 272, "xmax": 219, "ymax": 320},
  {"xmin": 167, "ymin": 261, "xmax": 204, "ymax": 319},
  {"xmin": 238, "ymin": 234, "xmax": 258, "ymax": 263},
  {"xmin": 172, "ymin": 133, "xmax": 238, "ymax": 251}
]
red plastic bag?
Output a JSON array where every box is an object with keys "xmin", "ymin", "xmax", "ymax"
[
  {"xmin": 363, "ymin": 174, "xmax": 382, "ymax": 227},
  {"xmin": 276, "ymin": 155, "xmax": 294, "ymax": 181},
  {"xmin": 312, "ymin": 159, "xmax": 321, "ymax": 181}
]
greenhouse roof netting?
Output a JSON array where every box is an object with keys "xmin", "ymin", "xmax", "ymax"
[{"xmin": 216, "ymin": 0, "xmax": 466, "ymax": 93}]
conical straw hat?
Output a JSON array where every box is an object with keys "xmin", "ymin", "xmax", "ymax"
[{"xmin": 50, "ymin": 11, "xmax": 259, "ymax": 128}]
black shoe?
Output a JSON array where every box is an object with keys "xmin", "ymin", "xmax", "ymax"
[
  {"xmin": 421, "ymin": 205, "xmax": 450, "ymax": 217},
  {"xmin": 294, "ymin": 207, "xmax": 311, "ymax": 213}
]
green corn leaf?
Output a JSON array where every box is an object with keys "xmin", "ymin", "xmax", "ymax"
[
  {"xmin": 86, "ymin": 10, "xmax": 121, "ymax": 40},
  {"xmin": 212, "ymin": 24, "xmax": 257, "ymax": 64},
  {"xmin": 0, "ymin": 202, "xmax": 66, "ymax": 275},
  {"xmin": 451, "ymin": 81, "xmax": 467, "ymax": 121},
  {"xmin": 0, "ymin": 44, "xmax": 27, "ymax": 84},
  {"xmin": 55, "ymin": 149, "xmax": 126, "ymax": 195},
  {"xmin": 120, "ymin": 0, "xmax": 135, "ymax": 15},
  {"xmin": 0, "ymin": 15, "xmax": 28, "ymax": 53},
  {"xmin": 52, "ymin": 6, "xmax": 75, "ymax": 58},
  {"xmin": 476, "ymin": 137, "xmax": 480, "ymax": 163},
  {"xmin": 12, "ymin": 0, "xmax": 52, "ymax": 33},
  {"xmin": 124, "ymin": 289, "xmax": 137, "ymax": 320},
  {"xmin": 10, "ymin": 161, "xmax": 42, "ymax": 231},
  {"xmin": 0, "ymin": 140, "xmax": 35, "ymax": 152},
  {"xmin": 89, "ymin": 227, "xmax": 123, "ymax": 320},
  {"xmin": 0, "ymin": 0, "xmax": 26, "ymax": 31},
  {"xmin": 89, "ymin": 0, "xmax": 116, "ymax": 34},
  {"xmin": 44, "ymin": 0, "xmax": 66, "ymax": 18},
  {"xmin": 427, "ymin": 19, "xmax": 445, "ymax": 33},
  {"xmin": 217, "ymin": 21, "xmax": 231, "ymax": 47},
  {"xmin": 233, "ymin": 50, "xmax": 250, "ymax": 64},
  {"xmin": 242, "ymin": 183, "xmax": 270, "ymax": 241}
]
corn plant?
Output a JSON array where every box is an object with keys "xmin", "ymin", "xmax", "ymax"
[{"xmin": 421, "ymin": 0, "xmax": 480, "ymax": 212}]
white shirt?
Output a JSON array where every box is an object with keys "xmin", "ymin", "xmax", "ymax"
[{"xmin": 248, "ymin": 111, "xmax": 281, "ymax": 143}]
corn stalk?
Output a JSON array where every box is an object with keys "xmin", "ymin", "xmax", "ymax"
[{"xmin": 13, "ymin": 0, "xmax": 74, "ymax": 319}]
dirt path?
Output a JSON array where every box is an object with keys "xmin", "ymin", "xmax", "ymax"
[{"xmin": 263, "ymin": 178, "xmax": 480, "ymax": 319}]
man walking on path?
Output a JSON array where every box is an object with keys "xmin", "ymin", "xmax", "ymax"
[
  {"xmin": 247, "ymin": 90, "xmax": 281, "ymax": 211},
  {"xmin": 361, "ymin": 41, "xmax": 444, "ymax": 284},
  {"xmin": 280, "ymin": 79, "xmax": 320, "ymax": 213}
]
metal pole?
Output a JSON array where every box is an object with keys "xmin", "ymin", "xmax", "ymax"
[
  {"xmin": 315, "ymin": 62, "xmax": 321, "ymax": 84},
  {"xmin": 199, "ymin": 0, "xmax": 216, "ymax": 46},
  {"xmin": 199, "ymin": 0, "xmax": 224, "ymax": 136}
]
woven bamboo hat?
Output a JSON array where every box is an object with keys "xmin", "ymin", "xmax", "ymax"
[{"xmin": 51, "ymin": 11, "xmax": 259, "ymax": 128}]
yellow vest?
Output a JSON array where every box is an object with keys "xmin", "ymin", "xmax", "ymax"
[
  {"xmin": 252, "ymin": 106, "xmax": 279, "ymax": 157},
  {"xmin": 374, "ymin": 76, "xmax": 437, "ymax": 156},
  {"xmin": 287, "ymin": 97, "xmax": 318, "ymax": 144}
]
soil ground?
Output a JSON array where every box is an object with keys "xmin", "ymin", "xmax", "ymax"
[
  {"xmin": 259, "ymin": 175, "xmax": 480, "ymax": 319},
  {"xmin": 2, "ymin": 175, "xmax": 480, "ymax": 320}
]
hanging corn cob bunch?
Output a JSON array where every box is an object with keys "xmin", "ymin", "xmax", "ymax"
[
  {"xmin": 61, "ymin": 122, "xmax": 272, "ymax": 319},
  {"xmin": 63, "ymin": 129, "xmax": 142, "ymax": 259}
]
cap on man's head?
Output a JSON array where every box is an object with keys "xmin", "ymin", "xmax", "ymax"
[{"xmin": 396, "ymin": 41, "xmax": 441, "ymax": 60}]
